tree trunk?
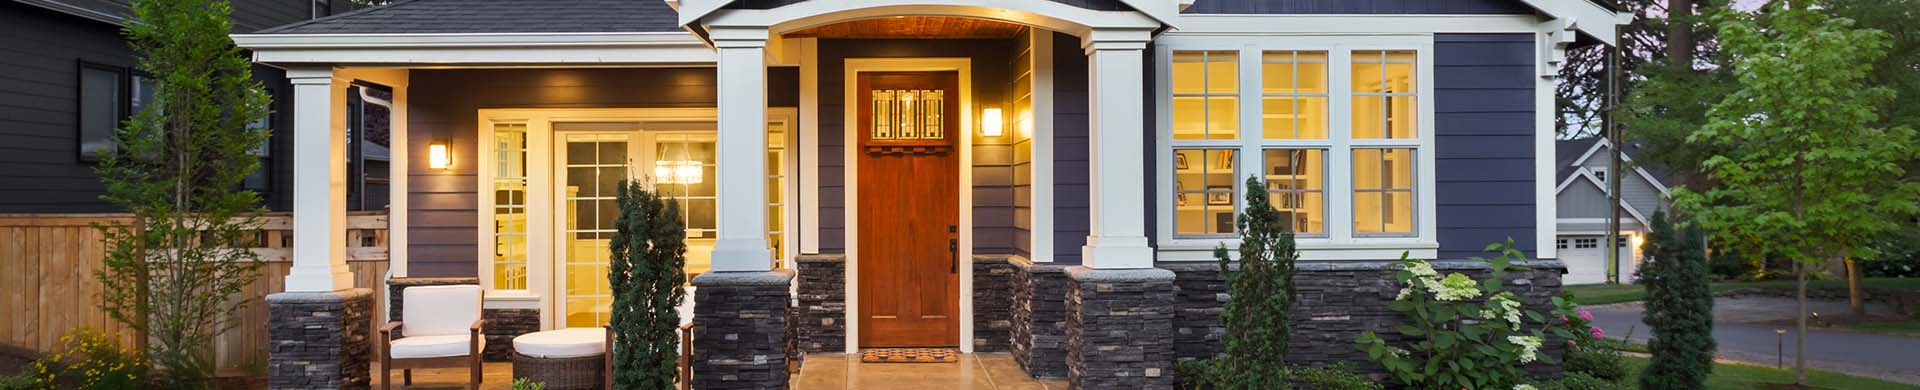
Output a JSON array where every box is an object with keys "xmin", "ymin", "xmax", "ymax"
[
  {"xmin": 1670, "ymin": 0, "xmax": 1694, "ymax": 66},
  {"xmin": 133, "ymin": 217, "xmax": 151, "ymax": 354},
  {"xmin": 1846, "ymin": 255, "xmax": 1866, "ymax": 318},
  {"xmin": 1795, "ymin": 260, "xmax": 1808, "ymax": 386}
]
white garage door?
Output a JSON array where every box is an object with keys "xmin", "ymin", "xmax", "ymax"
[{"xmin": 1558, "ymin": 236, "xmax": 1634, "ymax": 285}]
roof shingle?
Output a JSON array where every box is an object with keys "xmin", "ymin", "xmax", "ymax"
[{"xmin": 253, "ymin": 0, "xmax": 683, "ymax": 34}]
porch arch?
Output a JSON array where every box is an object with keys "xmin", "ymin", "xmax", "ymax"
[{"xmin": 694, "ymin": 0, "xmax": 1164, "ymax": 39}]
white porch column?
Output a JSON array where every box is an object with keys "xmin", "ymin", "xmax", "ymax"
[
  {"xmin": 1080, "ymin": 30, "xmax": 1157, "ymax": 269},
  {"xmin": 284, "ymin": 67, "xmax": 354, "ymax": 292},
  {"xmin": 709, "ymin": 26, "xmax": 774, "ymax": 272}
]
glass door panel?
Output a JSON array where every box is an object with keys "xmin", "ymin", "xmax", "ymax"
[{"xmin": 559, "ymin": 133, "xmax": 629, "ymax": 328}]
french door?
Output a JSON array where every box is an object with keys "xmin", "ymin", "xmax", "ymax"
[{"xmin": 551, "ymin": 130, "xmax": 720, "ymax": 328}]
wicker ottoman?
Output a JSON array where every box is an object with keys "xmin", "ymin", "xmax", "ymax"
[{"xmin": 512, "ymin": 328, "xmax": 607, "ymax": 390}]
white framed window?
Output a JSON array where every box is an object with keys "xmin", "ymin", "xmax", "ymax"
[
  {"xmin": 1574, "ymin": 238, "xmax": 1598, "ymax": 249},
  {"xmin": 1590, "ymin": 167, "xmax": 1608, "ymax": 184},
  {"xmin": 1555, "ymin": 238, "xmax": 1570, "ymax": 250},
  {"xmin": 1155, "ymin": 36, "xmax": 1436, "ymax": 260}
]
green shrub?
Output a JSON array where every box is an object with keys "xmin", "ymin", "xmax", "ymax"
[
  {"xmin": 1212, "ymin": 175, "xmax": 1300, "ymax": 388},
  {"xmin": 1287, "ymin": 364, "xmax": 1381, "ymax": 390},
  {"xmin": 1354, "ymin": 240, "xmax": 1551, "ymax": 390},
  {"xmin": 1536, "ymin": 372, "xmax": 1628, "ymax": 390},
  {"xmin": 511, "ymin": 378, "xmax": 546, "ymax": 390},
  {"xmin": 28, "ymin": 328, "xmax": 148, "ymax": 389},
  {"xmin": 0, "ymin": 374, "xmax": 35, "ymax": 390},
  {"xmin": 607, "ymin": 179, "xmax": 688, "ymax": 389},
  {"xmin": 1639, "ymin": 211, "xmax": 1715, "ymax": 389},
  {"xmin": 1563, "ymin": 344, "xmax": 1629, "ymax": 382},
  {"xmin": 1174, "ymin": 357, "xmax": 1226, "ymax": 390}
]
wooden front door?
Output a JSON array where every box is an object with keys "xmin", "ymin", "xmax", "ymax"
[{"xmin": 856, "ymin": 71, "xmax": 961, "ymax": 347}]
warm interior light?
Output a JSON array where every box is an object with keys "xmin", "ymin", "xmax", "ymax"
[
  {"xmin": 654, "ymin": 160, "xmax": 704, "ymax": 184},
  {"xmin": 981, "ymin": 107, "xmax": 1004, "ymax": 137},
  {"xmin": 428, "ymin": 143, "xmax": 451, "ymax": 170}
]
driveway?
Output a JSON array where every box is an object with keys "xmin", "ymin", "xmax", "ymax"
[{"xmin": 1585, "ymin": 296, "xmax": 1920, "ymax": 384}]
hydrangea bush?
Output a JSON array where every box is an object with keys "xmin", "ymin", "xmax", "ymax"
[{"xmin": 1355, "ymin": 239, "xmax": 1552, "ymax": 390}]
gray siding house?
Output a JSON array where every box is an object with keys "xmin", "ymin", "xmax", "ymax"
[
  {"xmin": 1555, "ymin": 137, "xmax": 1672, "ymax": 285},
  {"xmin": 226, "ymin": 0, "xmax": 1630, "ymax": 387}
]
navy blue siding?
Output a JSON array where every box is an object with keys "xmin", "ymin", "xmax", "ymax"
[
  {"xmin": 1052, "ymin": 32, "xmax": 1091, "ymax": 264},
  {"xmin": 1433, "ymin": 33, "xmax": 1536, "ymax": 260},
  {"xmin": 1184, "ymin": 0, "xmax": 1531, "ymax": 14}
]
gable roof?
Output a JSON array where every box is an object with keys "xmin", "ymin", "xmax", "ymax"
[{"xmin": 254, "ymin": 0, "xmax": 684, "ymax": 34}]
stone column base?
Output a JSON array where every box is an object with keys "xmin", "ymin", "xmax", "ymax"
[
  {"xmin": 795, "ymin": 254, "xmax": 846, "ymax": 353},
  {"xmin": 1012, "ymin": 259, "xmax": 1069, "ymax": 379},
  {"xmin": 1065, "ymin": 267, "xmax": 1175, "ymax": 390},
  {"xmin": 692, "ymin": 269, "xmax": 795, "ymax": 389},
  {"xmin": 267, "ymin": 288, "xmax": 374, "ymax": 390}
]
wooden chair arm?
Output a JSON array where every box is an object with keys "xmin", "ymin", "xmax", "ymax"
[
  {"xmin": 380, "ymin": 321, "xmax": 404, "ymax": 337},
  {"xmin": 469, "ymin": 319, "xmax": 486, "ymax": 334}
]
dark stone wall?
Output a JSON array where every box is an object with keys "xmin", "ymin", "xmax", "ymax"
[
  {"xmin": 972, "ymin": 255, "xmax": 1018, "ymax": 352},
  {"xmin": 1161, "ymin": 260, "xmax": 1569, "ymax": 377},
  {"xmin": 796, "ymin": 254, "xmax": 847, "ymax": 353},
  {"xmin": 266, "ymin": 288, "xmax": 374, "ymax": 390},
  {"xmin": 691, "ymin": 270, "xmax": 794, "ymax": 389},
  {"xmin": 1011, "ymin": 259, "xmax": 1069, "ymax": 378},
  {"xmin": 1065, "ymin": 267, "xmax": 1177, "ymax": 389}
]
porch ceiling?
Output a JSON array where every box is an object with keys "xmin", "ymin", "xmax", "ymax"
[{"xmin": 782, "ymin": 17, "xmax": 1026, "ymax": 39}]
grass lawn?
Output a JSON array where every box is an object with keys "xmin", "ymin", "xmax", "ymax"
[
  {"xmin": 1563, "ymin": 277, "xmax": 1920, "ymax": 305},
  {"xmin": 1620, "ymin": 356, "xmax": 1920, "ymax": 390},
  {"xmin": 1846, "ymin": 318, "xmax": 1920, "ymax": 337}
]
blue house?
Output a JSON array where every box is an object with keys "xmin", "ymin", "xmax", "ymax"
[{"xmin": 222, "ymin": 0, "xmax": 1628, "ymax": 387}]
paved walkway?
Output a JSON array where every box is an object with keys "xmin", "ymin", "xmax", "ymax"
[
  {"xmin": 1586, "ymin": 296, "xmax": 1920, "ymax": 384},
  {"xmin": 794, "ymin": 353, "xmax": 1067, "ymax": 390}
]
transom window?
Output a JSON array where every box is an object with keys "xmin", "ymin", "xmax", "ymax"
[{"xmin": 1164, "ymin": 47, "xmax": 1426, "ymax": 244}]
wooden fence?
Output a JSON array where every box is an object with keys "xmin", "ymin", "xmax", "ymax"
[{"xmin": 0, "ymin": 211, "xmax": 390, "ymax": 374}]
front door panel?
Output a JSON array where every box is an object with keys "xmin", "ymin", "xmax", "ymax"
[{"xmin": 857, "ymin": 71, "xmax": 961, "ymax": 347}]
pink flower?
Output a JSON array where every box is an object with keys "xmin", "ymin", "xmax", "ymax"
[
  {"xmin": 1559, "ymin": 315, "xmax": 1569, "ymax": 323},
  {"xmin": 1578, "ymin": 310, "xmax": 1595, "ymax": 322},
  {"xmin": 1589, "ymin": 326, "xmax": 1605, "ymax": 339}
]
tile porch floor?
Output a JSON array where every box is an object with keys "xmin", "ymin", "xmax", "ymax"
[{"xmin": 370, "ymin": 353, "xmax": 1066, "ymax": 389}]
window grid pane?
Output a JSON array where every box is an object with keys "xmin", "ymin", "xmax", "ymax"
[
  {"xmin": 1353, "ymin": 148, "xmax": 1415, "ymax": 235},
  {"xmin": 491, "ymin": 124, "xmax": 529, "ymax": 290},
  {"xmin": 1172, "ymin": 51, "xmax": 1239, "ymax": 141},
  {"xmin": 1262, "ymin": 149, "xmax": 1326, "ymax": 236},
  {"xmin": 1262, "ymin": 51, "xmax": 1329, "ymax": 140},
  {"xmin": 1351, "ymin": 50, "xmax": 1418, "ymax": 139},
  {"xmin": 1174, "ymin": 148, "xmax": 1238, "ymax": 237}
]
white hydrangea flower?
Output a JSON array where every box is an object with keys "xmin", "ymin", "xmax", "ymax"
[
  {"xmin": 1508, "ymin": 335, "xmax": 1542, "ymax": 364},
  {"xmin": 1396, "ymin": 287, "xmax": 1413, "ymax": 301},
  {"xmin": 1490, "ymin": 294, "xmax": 1524, "ymax": 330},
  {"xmin": 1406, "ymin": 260, "xmax": 1438, "ymax": 278},
  {"xmin": 1514, "ymin": 384, "xmax": 1538, "ymax": 390},
  {"xmin": 1432, "ymin": 273, "xmax": 1483, "ymax": 301}
]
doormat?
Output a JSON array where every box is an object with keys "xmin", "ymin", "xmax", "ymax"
[{"xmin": 859, "ymin": 348, "xmax": 959, "ymax": 363}]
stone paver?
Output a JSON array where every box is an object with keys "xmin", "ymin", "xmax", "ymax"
[
  {"xmin": 795, "ymin": 353, "xmax": 1068, "ymax": 390},
  {"xmin": 1585, "ymin": 296, "xmax": 1920, "ymax": 385}
]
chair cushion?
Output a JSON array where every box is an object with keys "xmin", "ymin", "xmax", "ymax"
[
  {"xmin": 513, "ymin": 328, "xmax": 607, "ymax": 358},
  {"xmin": 403, "ymin": 285, "xmax": 482, "ymax": 337},
  {"xmin": 390, "ymin": 335, "xmax": 482, "ymax": 359}
]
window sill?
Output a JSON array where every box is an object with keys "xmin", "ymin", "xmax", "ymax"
[
  {"xmin": 1155, "ymin": 238, "xmax": 1437, "ymax": 261},
  {"xmin": 484, "ymin": 291, "xmax": 541, "ymax": 310}
]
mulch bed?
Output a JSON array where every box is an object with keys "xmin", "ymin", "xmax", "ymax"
[{"xmin": 0, "ymin": 344, "xmax": 39, "ymax": 377}]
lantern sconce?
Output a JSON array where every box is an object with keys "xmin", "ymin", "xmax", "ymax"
[
  {"xmin": 980, "ymin": 107, "xmax": 1004, "ymax": 137},
  {"xmin": 428, "ymin": 141, "xmax": 452, "ymax": 170}
]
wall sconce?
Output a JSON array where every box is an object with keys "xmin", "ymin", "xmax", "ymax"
[
  {"xmin": 980, "ymin": 107, "xmax": 1004, "ymax": 137},
  {"xmin": 428, "ymin": 141, "xmax": 451, "ymax": 170}
]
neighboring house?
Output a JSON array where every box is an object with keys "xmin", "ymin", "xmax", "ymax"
[
  {"xmin": 0, "ymin": 0, "xmax": 359, "ymax": 213},
  {"xmin": 226, "ymin": 0, "xmax": 1630, "ymax": 387},
  {"xmin": 1555, "ymin": 137, "xmax": 1672, "ymax": 285}
]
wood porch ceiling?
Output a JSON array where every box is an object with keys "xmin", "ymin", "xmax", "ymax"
[{"xmin": 783, "ymin": 16, "xmax": 1026, "ymax": 39}]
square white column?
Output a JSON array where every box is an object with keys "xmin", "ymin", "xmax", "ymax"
[
  {"xmin": 285, "ymin": 67, "xmax": 354, "ymax": 292},
  {"xmin": 1080, "ymin": 30, "xmax": 1156, "ymax": 269},
  {"xmin": 709, "ymin": 26, "xmax": 774, "ymax": 272}
]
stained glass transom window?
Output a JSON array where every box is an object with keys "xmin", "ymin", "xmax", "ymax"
[{"xmin": 871, "ymin": 89, "xmax": 945, "ymax": 140}]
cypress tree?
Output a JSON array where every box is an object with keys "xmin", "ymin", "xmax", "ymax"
[
  {"xmin": 1640, "ymin": 210, "xmax": 1716, "ymax": 389},
  {"xmin": 1214, "ymin": 175, "xmax": 1300, "ymax": 389},
  {"xmin": 608, "ymin": 180, "xmax": 688, "ymax": 389}
]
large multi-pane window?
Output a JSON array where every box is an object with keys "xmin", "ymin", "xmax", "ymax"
[
  {"xmin": 1165, "ymin": 48, "xmax": 1421, "ymax": 242},
  {"xmin": 655, "ymin": 133, "xmax": 719, "ymax": 275}
]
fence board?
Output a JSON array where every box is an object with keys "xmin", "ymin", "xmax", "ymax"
[{"xmin": 0, "ymin": 211, "xmax": 389, "ymax": 375}]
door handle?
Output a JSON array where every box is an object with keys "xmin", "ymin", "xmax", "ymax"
[{"xmin": 948, "ymin": 225, "xmax": 959, "ymax": 274}]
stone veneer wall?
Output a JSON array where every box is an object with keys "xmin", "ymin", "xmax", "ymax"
[
  {"xmin": 388, "ymin": 277, "xmax": 540, "ymax": 361},
  {"xmin": 795, "ymin": 254, "xmax": 847, "ymax": 353},
  {"xmin": 1010, "ymin": 258, "xmax": 1069, "ymax": 378},
  {"xmin": 691, "ymin": 269, "xmax": 794, "ymax": 389},
  {"xmin": 1065, "ymin": 267, "xmax": 1177, "ymax": 389},
  {"xmin": 1163, "ymin": 260, "xmax": 1570, "ymax": 377},
  {"xmin": 973, "ymin": 255, "xmax": 1018, "ymax": 352},
  {"xmin": 266, "ymin": 288, "xmax": 374, "ymax": 390}
]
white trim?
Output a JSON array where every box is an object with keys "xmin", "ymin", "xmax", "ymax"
[
  {"xmin": 1169, "ymin": 14, "xmax": 1548, "ymax": 35},
  {"xmin": 840, "ymin": 58, "xmax": 975, "ymax": 353},
  {"xmin": 1534, "ymin": 34, "xmax": 1558, "ymax": 259},
  {"xmin": 1563, "ymin": 138, "xmax": 1673, "ymax": 196},
  {"xmin": 799, "ymin": 38, "xmax": 821, "ymax": 254},
  {"xmin": 1031, "ymin": 30, "xmax": 1056, "ymax": 263},
  {"xmin": 285, "ymin": 67, "xmax": 355, "ymax": 292},
  {"xmin": 1556, "ymin": 169, "xmax": 1653, "ymax": 227},
  {"xmin": 700, "ymin": 0, "xmax": 1162, "ymax": 40},
  {"xmin": 1515, "ymin": 0, "xmax": 1635, "ymax": 45},
  {"xmin": 1152, "ymin": 35, "xmax": 1440, "ymax": 261},
  {"xmin": 231, "ymin": 32, "xmax": 716, "ymax": 65}
]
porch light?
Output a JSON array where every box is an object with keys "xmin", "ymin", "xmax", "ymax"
[
  {"xmin": 981, "ymin": 107, "xmax": 1004, "ymax": 137},
  {"xmin": 428, "ymin": 142, "xmax": 451, "ymax": 170},
  {"xmin": 655, "ymin": 160, "xmax": 704, "ymax": 184}
]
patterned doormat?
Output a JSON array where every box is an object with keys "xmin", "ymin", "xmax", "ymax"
[{"xmin": 859, "ymin": 348, "xmax": 960, "ymax": 363}]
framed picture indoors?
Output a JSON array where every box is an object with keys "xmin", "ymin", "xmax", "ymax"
[
  {"xmin": 1215, "ymin": 212, "xmax": 1234, "ymax": 234},
  {"xmin": 1175, "ymin": 153, "xmax": 1189, "ymax": 170},
  {"xmin": 1206, "ymin": 187, "xmax": 1233, "ymax": 205}
]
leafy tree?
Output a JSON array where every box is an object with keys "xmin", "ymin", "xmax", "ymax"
[
  {"xmin": 91, "ymin": 0, "xmax": 271, "ymax": 386},
  {"xmin": 1638, "ymin": 211, "xmax": 1715, "ymax": 389},
  {"xmin": 1209, "ymin": 175, "xmax": 1300, "ymax": 388},
  {"xmin": 608, "ymin": 179, "xmax": 688, "ymax": 389},
  {"xmin": 1676, "ymin": 1, "xmax": 1920, "ymax": 385}
]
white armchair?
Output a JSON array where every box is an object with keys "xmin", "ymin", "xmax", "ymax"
[{"xmin": 381, "ymin": 285, "xmax": 485, "ymax": 389}]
